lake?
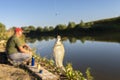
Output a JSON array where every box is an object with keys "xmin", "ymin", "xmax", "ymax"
[{"xmin": 27, "ymin": 36, "xmax": 120, "ymax": 80}]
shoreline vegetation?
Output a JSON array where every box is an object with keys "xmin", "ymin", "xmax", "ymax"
[
  {"xmin": 0, "ymin": 16, "xmax": 120, "ymax": 79},
  {"xmin": 24, "ymin": 16, "xmax": 120, "ymax": 37},
  {"xmin": 23, "ymin": 16, "xmax": 120, "ymax": 44},
  {"xmin": 0, "ymin": 40, "xmax": 93, "ymax": 80}
]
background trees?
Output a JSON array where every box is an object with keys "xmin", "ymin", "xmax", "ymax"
[
  {"xmin": 0, "ymin": 22, "xmax": 6, "ymax": 33},
  {"xmin": 67, "ymin": 22, "xmax": 76, "ymax": 29}
]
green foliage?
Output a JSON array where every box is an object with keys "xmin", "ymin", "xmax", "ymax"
[
  {"xmin": 21, "ymin": 26, "xmax": 36, "ymax": 34},
  {"xmin": 49, "ymin": 26, "xmax": 54, "ymax": 31},
  {"xmin": 65, "ymin": 63, "xmax": 87, "ymax": 80},
  {"xmin": 67, "ymin": 22, "xmax": 76, "ymax": 29},
  {"xmin": 32, "ymin": 52, "xmax": 93, "ymax": 80},
  {"xmin": 55, "ymin": 24, "xmax": 67, "ymax": 30},
  {"xmin": 21, "ymin": 16, "xmax": 120, "ymax": 39},
  {"xmin": 85, "ymin": 22, "xmax": 94, "ymax": 28},
  {"xmin": 86, "ymin": 68, "xmax": 94, "ymax": 80},
  {"xmin": 79, "ymin": 20, "xmax": 85, "ymax": 27},
  {"xmin": 0, "ymin": 23, "xmax": 8, "ymax": 40},
  {"xmin": 0, "ymin": 22, "xmax": 6, "ymax": 32},
  {"xmin": 0, "ymin": 33, "xmax": 7, "ymax": 40},
  {"xmin": 28, "ymin": 25, "xmax": 36, "ymax": 31},
  {"xmin": 35, "ymin": 27, "xmax": 43, "ymax": 34},
  {"xmin": 43, "ymin": 26, "xmax": 49, "ymax": 32},
  {"xmin": 21, "ymin": 26, "xmax": 30, "ymax": 33}
]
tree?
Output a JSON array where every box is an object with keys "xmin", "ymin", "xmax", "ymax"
[
  {"xmin": 28, "ymin": 25, "xmax": 36, "ymax": 31},
  {"xmin": 0, "ymin": 22, "xmax": 6, "ymax": 32},
  {"xmin": 79, "ymin": 20, "xmax": 85, "ymax": 27},
  {"xmin": 55, "ymin": 24, "xmax": 67, "ymax": 30},
  {"xmin": 85, "ymin": 22, "xmax": 94, "ymax": 28},
  {"xmin": 43, "ymin": 26, "xmax": 49, "ymax": 32},
  {"xmin": 49, "ymin": 26, "xmax": 54, "ymax": 31},
  {"xmin": 67, "ymin": 22, "xmax": 76, "ymax": 29},
  {"xmin": 36, "ymin": 27, "xmax": 43, "ymax": 33}
]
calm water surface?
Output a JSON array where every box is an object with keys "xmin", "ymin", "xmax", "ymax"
[{"xmin": 28, "ymin": 39, "xmax": 120, "ymax": 80}]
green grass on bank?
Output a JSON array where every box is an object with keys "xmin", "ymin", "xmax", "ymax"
[{"xmin": 33, "ymin": 53, "xmax": 93, "ymax": 80}]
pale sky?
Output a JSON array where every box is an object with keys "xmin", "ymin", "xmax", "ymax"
[{"xmin": 0, "ymin": 0, "xmax": 120, "ymax": 29}]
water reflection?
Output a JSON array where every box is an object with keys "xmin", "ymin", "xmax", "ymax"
[
  {"xmin": 27, "ymin": 34, "xmax": 120, "ymax": 80},
  {"xmin": 26, "ymin": 32, "xmax": 120, "ymax": 44}
]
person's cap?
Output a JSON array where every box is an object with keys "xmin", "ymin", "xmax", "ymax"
[{"xmin": 15, "ymin": 27, "xmax": 23, "ymax": 33}]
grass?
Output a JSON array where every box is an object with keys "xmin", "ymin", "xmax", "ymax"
[{"xmin": 32, "ymin": 53, "xmax": 94, "ymax": 80}]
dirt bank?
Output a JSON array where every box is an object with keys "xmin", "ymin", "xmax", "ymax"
[
  {"xmin": 0, "ymin": 41, "xmax": 34, "ymax": 80},
  {"xmin": 0, "ymin": 64, "xmax": 31, "ymax": 80}
]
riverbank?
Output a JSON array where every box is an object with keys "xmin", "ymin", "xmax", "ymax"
[
  {"xmin": 0, "ymin": 41, "xmax": 34, "ymax": 80},
  {"xmin": 0, "ymin": 40, "xmax": 93, "ymax": 80},
  {"xmin": 0, "ymin": 40, "xmax": 61, "ymax": 80},
  {"xmin": 0, "ymin": 64, "xmax": 31, "ymax": 80}
]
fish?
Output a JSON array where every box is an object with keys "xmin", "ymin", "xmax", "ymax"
[{"xmin": 53, "ymin": 35, "xmax": 65, "ymax": 71}]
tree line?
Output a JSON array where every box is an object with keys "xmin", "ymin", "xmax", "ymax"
[
  {"xmin": 0, "ymin": 16, "xmax": 120, "ymax": 38},
  {"xmin": 22, "ymin": 16, "xmax": 120, "ymax": 37}
]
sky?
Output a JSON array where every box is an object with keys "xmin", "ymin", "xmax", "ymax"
[{"xmin": 0, "ymin": 0, "xmax": 120, "ymax": 29}]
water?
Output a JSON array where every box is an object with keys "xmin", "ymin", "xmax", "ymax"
[{"xmin": 28, "ymin": 38, "xmax": 120, "ymax": 80}]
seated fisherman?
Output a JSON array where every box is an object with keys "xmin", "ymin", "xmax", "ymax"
[{"xmin": 6, "ymin": 27, "xmax": 32, "ymax": 65}]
